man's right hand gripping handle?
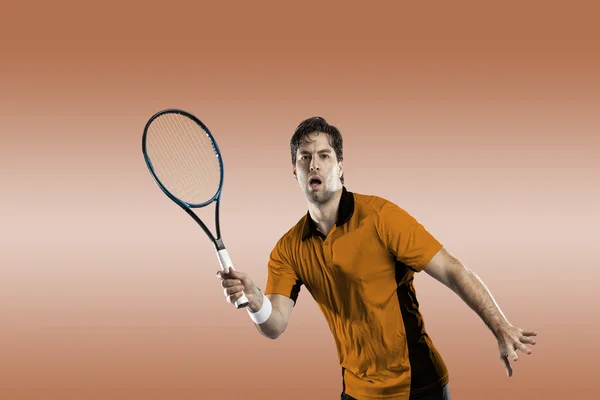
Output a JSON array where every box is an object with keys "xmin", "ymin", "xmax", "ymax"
[{"xmin": 217, "ymin": 269, "xmax": 294, "ymax": 339}]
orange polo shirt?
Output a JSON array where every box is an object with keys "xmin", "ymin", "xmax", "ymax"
[{"xmin": 265, "ymin": 187, "xmax": 448, "ymax": 400}]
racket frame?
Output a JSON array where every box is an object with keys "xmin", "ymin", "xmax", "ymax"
[
  {"xmin": 142, "ymin": 108, "xmax": 226, "ymax": 250},
  {"xmin": 142, "ymin": 109, "xmax": 248, "ymax": 309}
]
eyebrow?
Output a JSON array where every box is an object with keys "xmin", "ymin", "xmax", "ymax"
[{"xmin": 298, "ymin": 149, "xmax": 333, "ymax": 154}]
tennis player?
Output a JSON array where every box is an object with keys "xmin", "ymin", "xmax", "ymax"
[{"xmin": 218, "ymin": 117, "xmax": 537, "ymax": 400}]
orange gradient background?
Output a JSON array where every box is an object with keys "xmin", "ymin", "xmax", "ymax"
[{"xmin": 1, "ymin": 1, "xmax": 598, "ymax": 399}]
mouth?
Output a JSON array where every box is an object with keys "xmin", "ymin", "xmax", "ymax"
[{"xmin": 308, "ymin": 176, "xmax": 323, "ymax": 190}]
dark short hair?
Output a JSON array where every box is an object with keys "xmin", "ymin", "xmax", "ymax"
[{"xmin": 290, "ymin": 117, "xmax": 344, "ymax": 183}]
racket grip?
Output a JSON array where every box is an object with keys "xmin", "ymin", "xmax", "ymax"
[{"xmin": 216, "ymin": 249, "xmax": 249, "ymax": 309}]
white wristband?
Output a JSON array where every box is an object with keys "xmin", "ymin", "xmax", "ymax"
[{"xmin": 247, "ymin": 293, "xmax": 272, "ymax": 325}]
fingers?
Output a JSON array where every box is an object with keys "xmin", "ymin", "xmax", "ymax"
[
  {"xmin": 216, "ymin": 270, "xmax": 230, "ymax": 280},
  {"xmin": 498, "ymin": 326, "xmax": 538, "ymax": 378},
  {"xmin": 217, "ymin": 270, "xmax": 247, "ymax": 289},
  {"xmin": 223, "ymin": 284, "xmax": 245, "ymax": 297},
  {"xmin": 520, "ymin": 335, "xmax": 537, "ymax": 345},
  {"xmin": 217, "ymin": 272, "xmax": 244, "ymax": 293},
  {"xmin": 218, "ymin": 269, "xmax": 247, "ymax": 281},
  {"xmin": 501, "ymin": 355, "xmax": 513, "ymax": 377},
  {"xmin": 216, "ymin": 269, "xmax": 254, "ymax": 308},
  {"xmin": 217, "ymin": 270, "xmax": 241, "ymax": 283},
  {"xmin": 515, "ymin": 341, "xmax": 532, "ymax": 355},
  {"xmin": 216, "ymin": 270, "xmax": 246, "ymax": 304},
  {"xmin": 221, "ymin": 278, "xmax": 242, "ymax": 288},
  {"xmin": 225, "ymin": 288, "xmax": 246, "ymax": 306},
  {"xmin": 516, "ymin": 328, "xmax": 536, "ymax": 352},
  {"xmin": 500, "ymin": 345, "xmax": 517, "ymax": 376},
  {"xmin": 227, "ymin": 268, "xmax": 246, "ymax": 281},
  {"xmin": 504, "ymin": 360, "xmax": 513, "ymax": 377},
  {"xmin": 501, "ymin": 339, "xmax": 531, "ymax": 360}
]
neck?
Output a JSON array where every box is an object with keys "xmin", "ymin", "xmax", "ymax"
[{"xmin": 308, "ymin": 187, "xmax": 343, "ymax": 236}]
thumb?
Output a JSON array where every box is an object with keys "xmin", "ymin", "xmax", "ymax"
[
  {"xmin": 228, "ymin": 268, "xmax": 243, "ymax": 280},
  {"xmin": 229, "ymin": 269, "xmax": 253, "ymax": 288}
]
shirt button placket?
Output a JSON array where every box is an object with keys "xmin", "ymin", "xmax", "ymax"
[
  {"xmin": 323, "ymin": 233, "xmax": 333, "ymax": 266},
  {"xmin": 321, "ymin": 226, "xmax": 336, "ymax": 267}
]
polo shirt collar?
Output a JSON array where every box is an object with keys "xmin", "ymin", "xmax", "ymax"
[{"xmin": 301, "ymin": 186, "xmax": 355, "ymax": 240}]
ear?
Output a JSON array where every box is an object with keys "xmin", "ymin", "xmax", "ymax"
[
  {"xmin": 338, "ymin": 161, "xmax": 343, "ymax": 178},
  {"xmin": 293, "ymin": 165, "xmax": 297, "ymax": 180}
]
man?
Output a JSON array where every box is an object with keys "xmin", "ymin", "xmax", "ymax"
[{"xmin": 218, "ymin": 117, "xmax": 537, "ymax": 400}]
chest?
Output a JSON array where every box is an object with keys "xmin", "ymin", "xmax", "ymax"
[{"xmin": 293, "ymin": 216, "xmax": 397, "ymax": 296}]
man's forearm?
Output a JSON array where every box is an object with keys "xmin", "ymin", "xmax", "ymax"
[
  {"xmin": 250, "ymin": 293, "xmax": 289, "ymax": 339},
  {"xmin": 448, "ymin": 263, "xmax": 510, "ymax": 336}
]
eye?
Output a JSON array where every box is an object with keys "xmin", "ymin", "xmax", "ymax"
[{"xmin": 321, "ymin": 154, "xmax": 329, "ymax": 158}]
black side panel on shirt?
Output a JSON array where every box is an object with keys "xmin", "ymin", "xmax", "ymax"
[
  {"xmin": 289, "ymin": 279, "xmax": 303, "ymax": 304},
  {"xmin": 395, "ymin": 261, "xmax": 448, "ymax": 395}
]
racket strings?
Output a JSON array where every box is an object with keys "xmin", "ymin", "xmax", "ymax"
[
  {"xmin": 157, "ymin": 114, "xmax": 220, "ymax": 201},
  {"xmin": 146, "ymin": 113, "xmax": 222, "ymax": 205},
  {"xmin": 157, "ymin": 116, "xmax": 213, "ymax": 193}
]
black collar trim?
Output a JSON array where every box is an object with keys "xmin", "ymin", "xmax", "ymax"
[{"xmin": 301, "ymin": 186, "xmax": 355, "ymax": 240}]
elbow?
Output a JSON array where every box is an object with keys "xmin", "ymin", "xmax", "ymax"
[
  {"xmin": 265, "ymin": 332, "xmax": 282, "ymax": 340},
  {"xmin": 268, "ymin": 325, "xmax": 288, "ymax": 340},
  {"xmin": 261, "ymin": 323, "xmax": 288, "ymax": 340}
]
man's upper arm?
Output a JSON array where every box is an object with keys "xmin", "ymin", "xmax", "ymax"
[
  {"xmin": 264, "ymin": 237, "xmax": 303, "ymax": 304},
  {"xmin": 423, "ymin": 247, "xmax": 464, "ymax": 288}
]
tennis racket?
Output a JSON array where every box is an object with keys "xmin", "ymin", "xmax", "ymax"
[{"xmin": 142, "ymin": 108, "xmax": 249, "ymax": 309}]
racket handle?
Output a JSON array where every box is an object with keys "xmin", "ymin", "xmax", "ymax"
[{"xmin": 216, "ymin": 249, "xmax": 249, "ymax": 309}]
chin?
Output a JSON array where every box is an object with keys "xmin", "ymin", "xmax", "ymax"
[{"xmin": 308, "ymin": 190, "xmax": 332, "ymax": 204}]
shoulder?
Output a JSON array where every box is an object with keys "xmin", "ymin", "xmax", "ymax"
[
  {"xmin": 352, "ymin": 191, "xmax": 406, "ymax": 216},
  {"xmin": 351, "ymin": 191, "xmax": 418, "ymax": 229}
]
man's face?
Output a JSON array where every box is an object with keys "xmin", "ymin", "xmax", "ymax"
[{"xmin": 293, "ymin": 132, "xmax": 343, "ymax": 205}]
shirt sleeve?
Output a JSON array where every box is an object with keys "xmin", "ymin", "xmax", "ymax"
[
  {"xmin": 264, "ymin": 237, "xmax": 303, "ymax": 305},
  {"xmin": 377, "ymin": 201, "xmax": 443, "ymax": 272}
]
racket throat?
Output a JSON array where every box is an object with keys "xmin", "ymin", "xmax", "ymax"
[{"xmin": 214, "ymin": 237, "xmax": 226, "ymax": 251}]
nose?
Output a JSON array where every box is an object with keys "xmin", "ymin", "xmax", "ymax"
[{"xmin": 309, "ymin": 158, "xmax": 319, "ymax": 171}]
